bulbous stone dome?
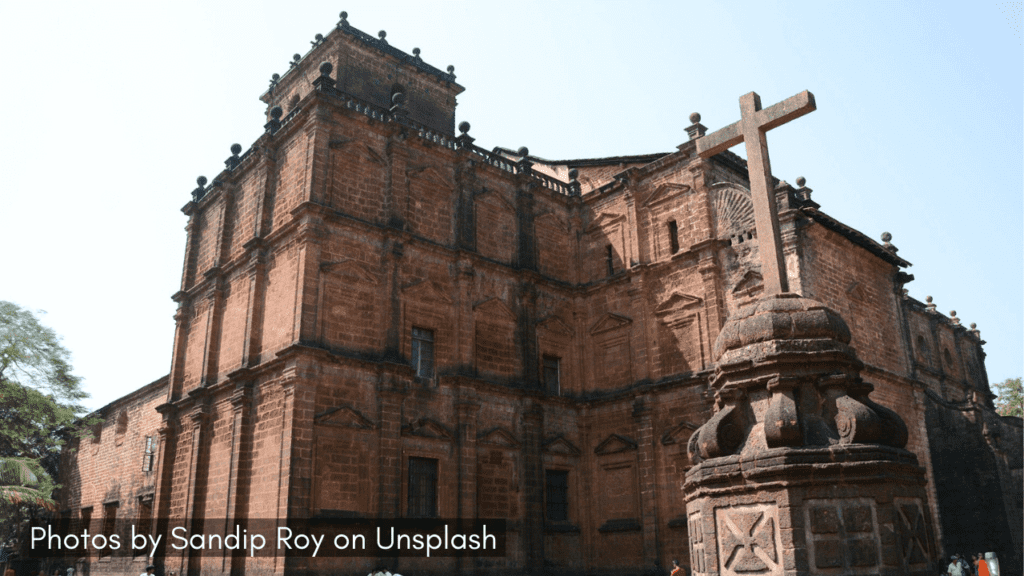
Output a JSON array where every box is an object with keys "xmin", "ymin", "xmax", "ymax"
[{"xmin": 713, "ymin": 293, "xmax": 851, "ymax": 361}]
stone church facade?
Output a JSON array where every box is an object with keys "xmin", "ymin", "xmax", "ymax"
[{"xmin": 60, "ymin": 13, "xmax": 1022, "ymax": 576}]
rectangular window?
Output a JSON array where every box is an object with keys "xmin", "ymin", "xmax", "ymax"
[
  {"xmin": 605, "ymin": 245, "xmax": 614, "ymax": 276},
  {"xmin": 668, "ymin": 220, "xmax": 679, "ymax": 254},
  {"xmin": 135, "ymin": 498, "xmax": 153, "ymax": 556},
  {"xmin": 142, "ymin": 436, "xmax": 156, "ymax": 472},
  {"xmin": 545, "ymin": 470, "xmax": 569, "ymax": 522},
  {"xmin": 79, "ymin": 507, "xmax": 93, "ymax": 535},
  {"xmin": 407, "ymin": 457, "xmax": 438, "ymax": 518},
  {"xmin": 101, "ymin": 503, "xmax": 118, "ymax": 557},
  {"xmin": 542, "ymin": 355, "xmax": 561, "ymax": 394},
  {"xmin": 411, "ymin": 327, "xmax": 435, "ymax": 379}
]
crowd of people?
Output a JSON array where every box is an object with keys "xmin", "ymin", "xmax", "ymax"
[{"xmin": 946, "ymin": 552, "xmax": 998, "ymax": 576}]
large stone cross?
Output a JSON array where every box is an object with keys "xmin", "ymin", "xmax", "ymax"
[{"xmin": 696, "ymin": 91, "xmax": 816, "ymax": 296}]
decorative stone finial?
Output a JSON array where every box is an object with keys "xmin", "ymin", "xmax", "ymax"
[
  {"xmin": 796, "ymin": 176, "xmax": 806, "ymax": 187},
  {"xmin": 197, "ymin": 176, "xmax": 208, "ymax": 187},
  {"xmin": 338, "ymin": 11, "xmax": 349, "ymax": 27},
  {"xmin": 456, "ymin": 121, "xmax": 474, "ymax": 146},
  {"xmin": 291, "ymin": 54, "xmax": 302, "ymax": 68},
  {"xmin": 881, "ymin": 231, "xmax": 897, "ymax": 252},
  {"xmin": 969, "ymin": 323, "xmax": 981, "ymax": 338},
  {"xmin": 685, "ymin": 112, "xmax": 707, "ymax": 140},
  {"xmin": 447, "ymin": 65, "xmax": 456, "ymax": 79},
  {"xmin": 378, "ymin": 30, "xmax": 387, "ymax": 41},
  {"xmin": 314, "ymin": 33, "xmax": 324, "ymax": 43},
  {"xmin": 517, "ymin": 146, "xmax": 529, "ymax": 157},
  {"xmin": 925, "ymin": 296, "xmax": 937, "ymax": 313},
  {"xmin": 266, "ymin": 106, "xmax": 284, "ymax": 135},
  {"xmin": 949, "ymin": 310, "xmax": 960, "ymax": 325},
  {"xmin": 568, "ymin": 168, "xmax": 579, "ymax": 182},
  {"xmin": 319, "ymin": 61, "xmax": 333, "ymax": 76},
  {"xmin": 226, "ymin": 144, "xmax": 242, "ymax": 169},
  {"xmin": 271, "ymin": 73, "xmax": 280, "ymax": 82},
  {"xmin": 412, "ymin": 47, "xmax": 421, "ymax": 59},
  {"xmin": 902, "ymin": 288, "xmax": 909, "ymax": 300}
]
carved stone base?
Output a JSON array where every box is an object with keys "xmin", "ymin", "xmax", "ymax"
[{"xmin": 685, "ymin": 445, "xmax": 936, "ymax": 576}]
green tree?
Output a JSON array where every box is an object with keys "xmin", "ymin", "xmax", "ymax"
[
  {"xmin": 992, "ymin": 376, "xmax": 1023, "ymax": 417},
  {"xmin": 0, "ymin": 301, "xmax": 93, "ymax": 527}
]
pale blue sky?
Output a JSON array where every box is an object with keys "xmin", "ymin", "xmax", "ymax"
[{"xmin": 1, "ymin": 1, "xmax": 1020, "ymax": 410}]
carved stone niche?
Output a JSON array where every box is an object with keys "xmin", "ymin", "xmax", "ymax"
[{"xmin": 683, "ymin": 293, "xmax": 935, "ymax": 576}]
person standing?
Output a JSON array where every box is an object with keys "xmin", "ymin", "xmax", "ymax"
[
  {"xmin": 139, "ymin": 565, "xmax": 156, "ymax": 576},
  {"xmin": 949, "ymin": 555, "xmax": 964, "ymax": 576},
  {"xmin": 975, "ymin": 554, "xmax": 991, "ymax": 576},
  {"xmin": 959, "ymin": 554, "xmax": 973, "ymax": 576},
  {"xmin": 671, "ymin": 559, "xmax": 684, "ymax": 576}
]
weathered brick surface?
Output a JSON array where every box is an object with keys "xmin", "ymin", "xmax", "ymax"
[{"xmin": 59, "ymin": 18, "xmax": 1021, "ymax": 576}]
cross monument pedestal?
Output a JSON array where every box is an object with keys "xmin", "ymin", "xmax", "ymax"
[{"xmin": 682, "ymin": 92, "xmax": 937, "ymax": 576}]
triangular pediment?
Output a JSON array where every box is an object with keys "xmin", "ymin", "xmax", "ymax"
[
  {"xmin": 643, "ymin": 182, "xmax": 692, "ymax": 207},
  {"xmin": 401, "ymin": 418, "xmax": 453, "ymax": 441},
  {"xmin": 660, "ymin": 420, "xmax": 700, "ymax": 445},
  {"xmin": 538, "ymin": 315, "xmax": 574, "ymax": 337},
  {"xmin": 585, "ymin": 211, "xmax": 626, "ymax": 233},
  {"xmin": 594, "ymin": 433, "xmax": 638, "ymax": 455},
  {"xmin": 732, "ymin": 270, "xmax": 763, "ymax": 296},
  {"xmin": 407, "ymin": 165, "xmax": 454, "ymax": 191},
  {"xmin": 364, "ymin": 144, "xmax": 386, "ymax": 165},
  {"xmin": 402, "ymin": 280, "xmax": 453, "ymax": 304},
  {"xmin": 473, "ymin": 297, "xmax": 516, "ymax": 322},
  {"xmin": 477, "ymin": 427, "xmax": 520, "ymax": 448},
  {"xmin": 315, "ymin": 405, "xmax": 374, "ymax": 430},
  {"xmin": 321, "ymin": 259, "xmax": 379, "ymax": 284},
  {"xmin": 654, "ymin": 292, "xmax": 703, "ymax": 316},
  {"xmin": 535, "ymin": 211, "xmax": 569, "ymax": 232},
  {"xmin": 475, "ymin": 189, "xmax": 516, "ymax": 214},
  {"xmin": 589, "ymin": 312, "xmax": 633, "ymax": 335},
  {"xmin": 846, "ymin": 281, "xmax": 867, "ymax": 302},
  {"xmin": 542, "ymin": 435, "xmax": 581, "ymax": 456}
]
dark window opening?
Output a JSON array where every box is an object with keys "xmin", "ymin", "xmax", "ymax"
[
  {"xmin": 135, "ymin": 498, "xmax": 153, "ymax": 556},
  {"xmin": 79, "ymin": 507, "xmax": 93, "ymax": 534},
  {"xmin": 543, "ymin": 355, "xmax": 561, "ymax": 394},
  {"xmin": 407, "ymin": 457, "xmax": 438, "ymax": 518},
  {"xmin": 668, "ymin": 221, "xmax": 679, "ymax": 254},
  {"xmin": 411, "ymin": 327, "xmax": 435, "ymax": 380},
  {"xmin": 101, "ymin": 503, "xmax": 118, "ymax": 557},
  {"xmin": 605, "ymin": 245, "xmax": 614, "ymax": 276},
  {"xmin": 545, "ymin": 470, "xmax": 569, "ymax": 522}
]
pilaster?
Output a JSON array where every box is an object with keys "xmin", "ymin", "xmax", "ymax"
[{"xmin": 633, "ymin": 395, "xmax": 661, "ymax": 570}]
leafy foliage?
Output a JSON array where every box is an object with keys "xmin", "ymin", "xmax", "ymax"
[
  {"xmin": 992, "ymin": 377, "xmax": 1023, "ymax": 417},
  {"xmin": 0, "ymin": 301, "xmax": 86, "ymax": 407},
  {"xmin": 0, "ymin": 457, "xmax": 56, "ymax": 511},
  {"xmin": 0, "ymin": 301, "xmax": 94, "ymax": 544}
]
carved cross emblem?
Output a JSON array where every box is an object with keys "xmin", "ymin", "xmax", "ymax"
[
  {"xmin": 718, "ymin": 508, "xmax": 778, "ymax": 573},
  {"xmin": 697, "ymin": 91, "xmax": 816, "ymax": 296},
  {"xmin": 897, "ymin": 502, "xmax": 930, "ymax": 565}
]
